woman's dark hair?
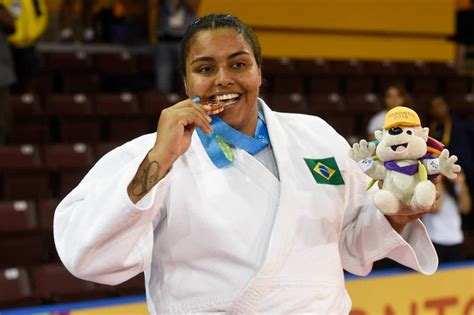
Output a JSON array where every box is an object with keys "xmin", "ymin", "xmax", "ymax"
[{"xmin": 180, "ymin": 13, "xmax": 262, "ymax": 77}]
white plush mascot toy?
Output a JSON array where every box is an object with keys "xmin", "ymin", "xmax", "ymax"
[{"xmin": 350, "ymin": 106, "xmax": 461, "ymax": 215}]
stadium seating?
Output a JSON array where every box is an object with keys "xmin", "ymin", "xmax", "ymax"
[
  {"xmin": 308, "ymin": 93, "xmax": 346, "ymax": 114},
  {"xmin": 364, "ymin": 60, "xmax": 398, "ymax": 76},
  {"xmin": 273, "ymin": 76, "xmax": 305, "ymax": 94},
  {"xmin": 62, "ymin": 72, "xmax": 101, "ymax": 94},
  {"xmin": 140, "ymin": 91, "xmax": 182, "ymax": 115},
  {"xmin": 94, "ymin": 142, "xmax": 124, "ymax": 160},
  {"xmin": 95, "ymin": 92, "xmax": 150, "ymax": 141},
  {"xmin": 9, "ymin": 94, "xmax": 48, "ymax": 144},
  {"xmin": 0, "ymin": 234, "xmax": 47, "ymax": 268},
  {"xmin": 345, "ymin": 93, "xmax": 382, "ymax": 114},
  {"xmin": 344, "ymin": 77, "xmax": 376, "ymax": 95},
  {"xmin": 46, "ymin": 94, "xmax": 100, "ymax": 143},
  {"xmin": 270, "ymin": 93, "xmax": 308, "ymax": 114},
  {"xmin": 444, "ymin": 77, "xmax": 472, "ymax": 95},
  {"xmin": 37, "ymin": 199, "xmax": 58, "ymax": 232},
  {"xmin": 42, "ymin": 51, "xmax": 94, "ymax": 72},
  {"xmin": 0, "ymin": 145, "xmax": 50, "ymax": 199},
  {"xmin": 30, "ymin": 263, "xmax": 107, "ymax": 303},
  {"xmin": 93, "ymin": 51, "xmax": 137, "ymax": 76},
  {"xmin": 0, "ymin": 200, "xmax": 37, "ymax": 233},
  {"xmin": 43, "ymin": 143, "xmax": 94, "ymax": 197},
  {"xmin": 0, "ymin": 267, "xmax": 39, "ymax": 308},
  {"xmin": 329, "ymin": 60, "xmax": 364, "ymax": 76}
]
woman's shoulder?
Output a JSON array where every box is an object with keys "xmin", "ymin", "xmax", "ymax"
[
  {"xmin": 271, "ymin": 111, "xmax": 351, "ymax": 158},
  {"xmin": 273, "ymin": 111, "xmax": 344, "ymax": 139}
]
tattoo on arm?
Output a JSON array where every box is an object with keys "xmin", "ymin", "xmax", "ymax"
[{"xmin": 129, "ymin": 160, "xmax": 161, "ymax": 198}]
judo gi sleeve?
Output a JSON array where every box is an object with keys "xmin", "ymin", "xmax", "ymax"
[
  {"xmin": 338, "ymin": 157, "xmax": 438, "ymax": 277},
  {"xmin": 53, "ymin": 139, "xmax": 170, "ymax": 285}
]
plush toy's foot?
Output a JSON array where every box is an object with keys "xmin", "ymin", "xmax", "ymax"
[
  {"xmin": 374, "ymin": 190, "xmax": 399, "ymax": 215},
  {"xmin": 412, "ymin": 180, "xmax": 436, "ymax": 209}
]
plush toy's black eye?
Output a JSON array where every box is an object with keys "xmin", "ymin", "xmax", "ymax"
[
  {"xmin": 388, "ymin": 127, "xmax": 403, "ymax": 135},
  {"xmin": 406, "ymin": 130, "xmax": 413, "ymax": 135}
]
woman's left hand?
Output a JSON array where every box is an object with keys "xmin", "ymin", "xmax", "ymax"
[
  {"xmin": 381, "ymin": 178, "xmax": 441, "ymax": 233},
  {"xmin": 385, "ymin": 199, "xmax": 438, "ymax": 233}
]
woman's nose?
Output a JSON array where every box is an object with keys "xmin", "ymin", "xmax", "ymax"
[{"xmin": 215, "ymin": 68, "xmax": 234, "ymax": 86}]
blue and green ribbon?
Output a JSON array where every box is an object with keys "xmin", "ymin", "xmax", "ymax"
[{"xmin": 194, "ymin": 97, "xmax": 270, "ymax": 168}]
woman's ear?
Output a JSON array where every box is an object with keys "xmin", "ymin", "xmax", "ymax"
[{"xmin": 183, "ymin": 77, "xmax": 188, "ymax": 96}]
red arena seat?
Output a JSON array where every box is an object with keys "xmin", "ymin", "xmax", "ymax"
[
  {"xmin": 0, "ymin": 200, "xmax": 37, "ymax": 233},
  {"xmin": 30, "ymin": 263, "xmax": 108, "ymax": 303},
  {"xmin": 0, "ymin": 267, "xmax": 38, "ymax": 308}
]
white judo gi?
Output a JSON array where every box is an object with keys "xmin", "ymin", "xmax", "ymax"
[{"xmin": 53, "ymin": 99, "xmax": 438, "ymax": 314}]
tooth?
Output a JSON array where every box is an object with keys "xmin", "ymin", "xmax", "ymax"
[{"xmin": 213, "ymin": 93, "xmax": 239, "ymax": 102}]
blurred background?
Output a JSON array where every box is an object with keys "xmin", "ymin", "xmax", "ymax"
[{"xmin": 0, "ymin": 0, "xmax": 473, "ymax": 314}]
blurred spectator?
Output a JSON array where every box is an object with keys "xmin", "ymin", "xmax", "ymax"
[
  {"xmin": 452, "ymin": 0, "xmax": 474, "ymax": 72},
  {"xmin": 452, "ymin": 0, "xmax": 474, "ymax": 46},
  {"xmin": 367, "ymin": 83, "xmax": 408, "ymax": 139},
  {"xmin": 149, "ymin": 0, "xmax": 199, "ymax": 92},
  {"xmin": 95, "ymin": 0, "xmax": 133, "ymax": 44},
  {"xmin": 59, "ymin": 0, "xmax": 95, "ymax": 42},
  {"xmin": 429, "ymin": 96, "xmax": 474, "ymax": 177},
  {"xmin": 10, "ymin": 44, "xmax": 39, "ymax": 93},
  {"xmin": 422, "ymin": 173, "xmax": 471, "ymax": 262},
  {"xmin": 0, "ymin": 3, "xmax": 16, "ymax": 144},
  {"xmin": 6, "ymin": 0, "xmax": 48, "ymax": 93}
]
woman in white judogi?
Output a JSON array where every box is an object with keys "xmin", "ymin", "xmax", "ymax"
[{"xmin": 54, "ymin": 14, "xmax": 440, "ymax": 314}]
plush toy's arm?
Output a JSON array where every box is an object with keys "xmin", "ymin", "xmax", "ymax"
[
  {"xmin": 357, "ymin": 158, "xmax": 386, "ymax": 180},
  {"xmin": 438, "ymin": 149, "xmax": 461, "ymax": 179},
  {"xmin": 349, "ymin": 139, "xmax": 376, "ymax": 162},
  {"xmin": 349, "ymin": 140, "xmax": 386, "ymax": 180}
]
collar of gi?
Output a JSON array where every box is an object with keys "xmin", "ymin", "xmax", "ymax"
[{"xmin": 197, "ymin": 111, "xmax": 270, "ymax": 168}]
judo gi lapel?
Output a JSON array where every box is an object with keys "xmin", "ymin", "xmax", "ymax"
[
  {"xmin": 258, "ymin": 99, "xmax": 296, "ymax": 264},
  {"xmin": 229, "ymin": 99, "xmax": 299, "ymax": 313}
]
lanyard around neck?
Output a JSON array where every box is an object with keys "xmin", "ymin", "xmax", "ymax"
[{"xmin": 196, "ymin": 112, "xmax": 270, "ymax": 168}]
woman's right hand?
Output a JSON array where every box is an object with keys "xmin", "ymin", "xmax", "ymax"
[
  {"xmin": 149, "ymin": 98, "xmax": 221, "ymax": 172},
  {"xmin": 128, "ymin": 98, "xmax": 224, "ymax": 203}
]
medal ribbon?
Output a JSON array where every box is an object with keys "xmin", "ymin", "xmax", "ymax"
[{"xmin": 196, "ymin": 112, "xmax": 269, "ymax": 168}]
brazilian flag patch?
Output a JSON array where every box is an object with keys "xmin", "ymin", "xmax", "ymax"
[{"xmin": 304, "ymin": 157, "xmax": 345, "ymax": 185}]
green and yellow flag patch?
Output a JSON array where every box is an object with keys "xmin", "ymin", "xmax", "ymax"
[{"xmin": 304, "ymin": 157, "xmax": 345, "ymax": 185}]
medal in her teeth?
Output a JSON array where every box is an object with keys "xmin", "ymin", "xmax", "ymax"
[{"xmin": 192, "ymin": 93, "xmax": 241, "ymax": 110}]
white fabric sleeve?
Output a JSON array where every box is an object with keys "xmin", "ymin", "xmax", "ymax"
[
  {"xmin": 53, "ymin": 138, "xmax": 170, "ymax": 285},
  {"xmin": 339, "ymin": 155, "xmax": 438, "ymax": 276}
]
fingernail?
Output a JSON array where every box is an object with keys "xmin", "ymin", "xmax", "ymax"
[{"xmin": 192, "ymin": 97, "xmax": 201, "ymax": 103}]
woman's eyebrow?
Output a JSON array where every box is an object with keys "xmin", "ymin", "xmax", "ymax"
[
  {"xmin": 228, "ymin": 51, "xmax": 250, "ymax": 59},
  {"xmin": 191, "ymin": 51, "xmax": 251, "ymax": 65},
  {"xmin": 191, "ymin": 56, "xmax": 214, "ymax": 65}
]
